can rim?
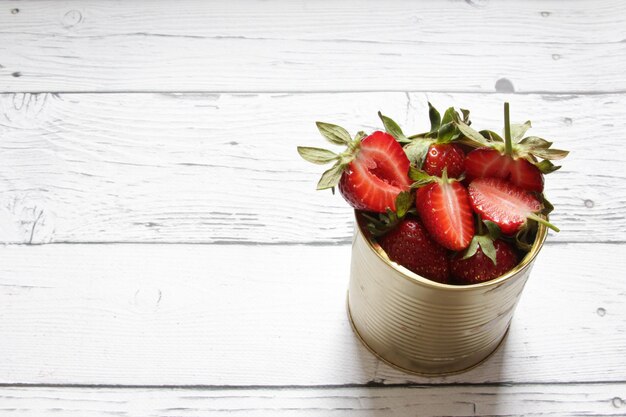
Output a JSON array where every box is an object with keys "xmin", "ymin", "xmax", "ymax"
[{"xmin": 355, "ymin": 210, "xmax": 548, "ymax": 291}]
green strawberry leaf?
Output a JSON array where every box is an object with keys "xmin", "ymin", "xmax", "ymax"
[
  {"xmin": 395, "ymin": 191, "xmax": 414, "ymax": 218},
  {"xmin": 515, "ymin": 221, "xmax": 538, "ymax": 252},
  {"xmin": 409, "ymin": 167, "xmax": 436, "ymax": 187},
  {"xmin": 315, "ymin": 121, "xmax": 352, "ymax": 145},
  {"xmin": 441, "ymin": 107, "xmax": 457, "ymax": 126},
  {"xmin": 378, "ymin": 111, "xmax": 410, "ymax": 143},
  {"xmin": 479, "ymin": 129, "xmax": 504, "ymax": 143},
  {"xmin": 427, "ymin": 102, "xmax": 441, "ymax": 132},
  {"xmin": 518, "ymin": 135, "xmax": 552, "ymax": 148},
  {"xmin": 477, "ymin": 236, "xmax": 497, "ymax": 265},
  {"xmin": 455, "ymin": 120, "xmax": 490, "ymax": 147},
  {"xmin": 510, "ymin": 121, "xmax": 532, "ymax": 142},
  {"xmin": 460, "ymin": 108, "xmax": 471, "ymax": 124},
  {"xmin": 484, "ymin": 220, "xmax": 502, "ymax": 240},
  {"xmin": 403, "ymin": 138, "xmax": 433, "ymax": 167},
  {"xmin": 540, "ymin": 195, "xmax": 555, "ymax": 216},
  {"xmin": 354, "ymin": 131, "xmax": 368, "ymax": 142},
  {"xmin": 316, "ymin": 163, "xmax": 345, "ymax": 190},
  {"xmin": 438, "ymin": 122, "xmax": 461, "ymax": 143},
  {"xmin": 531, "ymin": 147, "xmax": 570, "ymax": 160},
  {"xmin": 297, "ymin": 146, "xmax": 339, "ymax": 165},
  {"xmin": 536, "ymin": 159, "xmax": 561, "ymax": 174},
  {"xmin": 462, "ymin": 236, "xmax": 481, "ymax": 260}
]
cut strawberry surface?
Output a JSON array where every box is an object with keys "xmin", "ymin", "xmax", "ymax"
[
  {"xmin": 414, "ymin": 170, "xmax": 475, "ymax": 251},
  {"xmin": 298, "ymin": 127, "xmax": 411, "ymax": 213},
  {"xmin": 339, "ymin": 131, "xmax": 411, "ymax": 212},
  {"xmin": 468, "ymin": 177, "xmax": 556, "ymax": 235}
]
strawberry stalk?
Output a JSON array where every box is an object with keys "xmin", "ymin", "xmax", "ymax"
[
  {"xmin": 527, "ymin": 213, "xmax": 560, "ymax": 232},
  {"xmin": 504, "ymin": 102, "xmax": 513, "ymax": 156}
]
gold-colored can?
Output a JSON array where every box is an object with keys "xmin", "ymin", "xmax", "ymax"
[{"xmin": 347, "ymin": 212, "xmax": 548, "ymax": 375}]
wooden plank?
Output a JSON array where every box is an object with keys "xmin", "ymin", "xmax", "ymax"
[
  {"xmin": 3, "ymin": 0, "xmax": 624, "ymax": 43},
  {"xmin": 0, "ymin": 243, "xmax": 624, "ymax": 385},
  {"xmin": 0, "ymin": 384, "xmax": 625, "ymax": 416},
  {"xmin": 0, "ymin": 0, "xmax": 625, "ymax": 92},
  {"xmin": 0, "ymin": 92, "xmax": 622, "ymax": 244}
]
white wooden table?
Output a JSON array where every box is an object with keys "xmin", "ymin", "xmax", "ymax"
[{"xmin": 1, "ymin": 1, "xmax": 625, "ymax": 415}]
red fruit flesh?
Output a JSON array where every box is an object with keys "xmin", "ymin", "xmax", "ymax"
[
  {"xmin": 339, "ymin": 131, "xmax": 411, "ymax": 213},
  {"xmin": 509, "ymin": 158, "xmax": 544, "ymax": 192},
  {"xmin": 464, "ymin": 148, "xmax": 510, "ymax": 182},
  {"xmin": 450, "ymin": 239, "xmax": 518, "ymax": 285},
  {"xmin": 423, "ymin": 143, "xmax": 466, "ymax": 178},
  {"xmin": 378, "ymin": 218, "xmax": 450, "ymax": 284},
  {"xmin": 465, "ymin": 148, "xmax": 544, "ymax": 192},
  {"xmin": 416, "ymin": 181, "xmax": 475, "ymax": 251},
  {"xmin": 468, "ymin": 177, "xmax": 542, "ymax": 235}
]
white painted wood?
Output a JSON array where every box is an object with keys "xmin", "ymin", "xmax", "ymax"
[
  {"xmin": 1, "ymin": 384, "xmax": 625, "ymax": 416},
  {"xmin": 0, "ymin": 0, "xmax": 625, "ymax": 92},
  {"xmin": 0, "ymin": 243, "xmax": 624, "ymax": 385},
  {"xmin": 0, "ymin": 92, "xmax": 621, "ymax": 244},
  {"xmin": 3, "ymin": 0, "xmax": 624, "ymax": 43}
]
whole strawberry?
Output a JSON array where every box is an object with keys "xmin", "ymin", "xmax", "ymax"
[
  {"xmin": 451, "ymin": 239, "xmax": 518, "ymax": 285},
  {"xmin": 423, "ymin": 143, "xmax": 465, "ymax": 178},
  {"xmin": 378, "ymin": 217, "xmax": 450, "ymax": 284},
  {"xmin": 298, "ymin": 125, "xmax": 411, "ymax": 213}
]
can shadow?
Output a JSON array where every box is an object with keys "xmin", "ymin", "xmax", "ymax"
[{"xmin": 345, "ymin": 321, "xmax": 512, "ymax": 416}]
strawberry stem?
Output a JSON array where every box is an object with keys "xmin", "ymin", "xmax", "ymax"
[
  {"xmin": 504, "ymin": 102, "xmax": 513, "ymax": 156},
  {"xmin": 527, "ymin": 213, "xmax": 560, "ymax": 233}
]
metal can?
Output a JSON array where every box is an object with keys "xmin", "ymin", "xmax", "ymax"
[{"xmin": 347, "ymin": 212, "xmax": 548, "ymax": 375}]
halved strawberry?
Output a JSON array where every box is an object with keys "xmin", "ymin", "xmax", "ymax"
[
  {"xmin": 457, "ymin": 103, "xmax": 568, "ymax": 192},
  {"xmin": 378, "ymin": 217, "xmax": 450, "ymax": 283},
  {"xmin": 298, "ymin": 124, "xmax": 411, "ymax": 213},
  {"xmin": 338, "ymin": 132, "xmax": 411, "ymax": 212},
  {"xmin": 412, "ymin": 169, "xmax": 475, "ymax": 251},
  {"xmin": 468, "ymin": 177, "xmax": 558, "ymax": 235},
  {"xmin": 423, "ymin": 143, "xmax": 466, "ymax": 178}
]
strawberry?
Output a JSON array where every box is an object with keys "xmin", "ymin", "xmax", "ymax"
[
  {"xmin": 451, "ymin": 239, "xmax": 518, "ymax": 285},
  {"xmin": 298, "ymin": 124, "xmax": 411, "ymax": 213},
  {"xmin": 412, "ymin": 169, "xmax": 475, "ymax": 251},
  {"xmin": 465, "ymin": 148, "xmax": 544, "ymax": 192},
  {"xmin": 463, "ymin": 148, "xmax": 510, "ymax": 181},
  {"xmin": 509, "ymin": 157, "xmax": 544, "ymax": 192},
  {"xmin": 468, "ymin": 177, "xmax": 558, "ymax": 235},
  {"xmin": 423, "ymin": 143, "xmax": 466, "ymax": 178},
  {"xmin": 378, "ymin": 217, "xmax": 450, "ymax": 284},
  {"xmin": 457, "ymin": 103, "xmax": 568, "ymax": 192}
]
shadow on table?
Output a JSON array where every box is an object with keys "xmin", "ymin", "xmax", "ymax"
[{"xmin": 345, "ymin": 324, "xmax": 513, "ymax": 416}]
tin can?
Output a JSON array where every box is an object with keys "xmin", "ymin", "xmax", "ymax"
[{"xmin": 347, "ymin": 212, "xmax": 548, "ymax": 375}]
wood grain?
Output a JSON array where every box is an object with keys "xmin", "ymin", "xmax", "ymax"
[
  {"xmin": 0, "ymin": 92, "xmax": 622, "ymax": 244},
  {"xmin": 1, "ymin": 384, "xmax": 625, "ymax": 416},
  {"xmin": 0, "ymin": 243, "xmax": 624, "ymax": 385},
  {"xmin": 0, "ymin": 0, "xmax": 625, "ymax": 92}
]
